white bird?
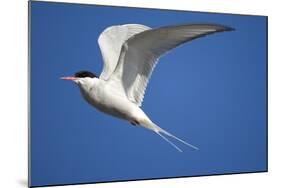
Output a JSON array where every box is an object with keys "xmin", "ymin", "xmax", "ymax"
[{"xmin": 61, "ymin": 23, "xmax": 233, "ymax": 152}]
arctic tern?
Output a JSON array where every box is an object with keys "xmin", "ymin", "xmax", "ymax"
[{"xmin": 61, "ymin": 23, "xmax": 234, "ymax": 152}]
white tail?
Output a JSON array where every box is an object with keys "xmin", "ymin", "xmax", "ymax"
[{"xmin": 142, "ymin": 121, "xmax": 199, "ymax": 152}]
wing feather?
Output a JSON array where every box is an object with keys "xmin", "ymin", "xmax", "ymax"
[
  {"xmin": 98, "ymin": 24, "xmax": 151, "ymax": 80},
  {"xmin": 108, "ymin": 23, "xmax": 234, "ymax": 106}
]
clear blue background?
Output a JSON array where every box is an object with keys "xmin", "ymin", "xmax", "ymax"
[{"xmin": 30, "ymin": 1, "xmax": 267, "ymax": 187}]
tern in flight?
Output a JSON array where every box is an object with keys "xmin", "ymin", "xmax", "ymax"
[{"xmin": 61, "ymin": 23, "xmax": 234, "ymax": 152}]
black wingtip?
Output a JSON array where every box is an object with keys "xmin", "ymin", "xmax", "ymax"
[{"xmin": 224, "ymin": 26, "xmax": 235, "ymax": 31}]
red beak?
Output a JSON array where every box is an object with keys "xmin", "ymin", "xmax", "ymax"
[{"xmin": 60, "ymin": 76, "xmax": 76, "ymax": 80}]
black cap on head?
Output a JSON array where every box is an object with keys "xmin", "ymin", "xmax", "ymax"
[{"xmin": 75, "ymin": 71, "xmax": 96, "ymax": 78}]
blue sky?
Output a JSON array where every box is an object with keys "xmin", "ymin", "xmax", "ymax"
[{"xmin": 30, "ymin": 1, "xmax": 267, "ymax": 187}]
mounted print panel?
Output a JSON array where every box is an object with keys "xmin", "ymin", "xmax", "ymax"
[{"xmin": 29, "ymin": 1, "xmax": 267, "ymax": 187}]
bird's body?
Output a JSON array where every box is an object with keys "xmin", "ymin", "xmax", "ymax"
[
  {"xmin": 61, "ymin": 23, "xmax": 234, "ymax": 152},
  {"xmin": 78, "ymin": 77, "xmax": 150, "ymax": 127}
]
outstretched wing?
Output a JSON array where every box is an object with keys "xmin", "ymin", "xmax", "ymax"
[
  {"xmin": 107, "ymin": 24, "xmax": 234, "ymax": 106},
  {"xmin": 98, "ymin": 24, "xmax": 151, "ymax": 80}
]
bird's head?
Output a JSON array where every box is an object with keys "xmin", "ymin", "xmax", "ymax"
[{"xmin": 61, "ymin": 71, "xmax": 97, "ymax": 87}]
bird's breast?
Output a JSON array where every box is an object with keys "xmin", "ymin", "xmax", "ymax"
[
  {"xmin": 80, "ymin": 84, "xmax": 134, "ymax": 121},
  {"xmin": 80, "ymin": 85, "xmax": 104, "ymax": 110}
]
